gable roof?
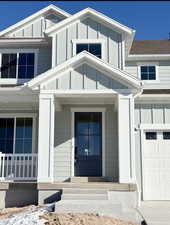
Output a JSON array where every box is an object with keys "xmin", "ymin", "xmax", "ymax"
[
  {"xmin": 27, "ymin": 51, "xmax": 142, "ymax": 92},
  {"xmin": 46, "ymin": 7, "xmax": 133, "ymax": 35},
  {"xmin": 0, "ymin": 4, "xmax": 70, "ymax": 37},
  {"xmin": 45, "ymin": 7, "xmax": 135, "ymax": 57},
  {"xmin": 130, "ymin": 40, "xmax": 170, "ymax": 55}
]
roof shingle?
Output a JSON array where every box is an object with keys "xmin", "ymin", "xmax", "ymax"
[{"xmin": 130, "ymin": 40, "xmax": 170, "ymax": 54}]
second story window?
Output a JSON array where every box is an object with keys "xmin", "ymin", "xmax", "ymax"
[
  {"xmin": 0, "ymin": 52, "xmax": 36, "ymax": 80},
  {"xmin": 140, "ymin": 66, "xmax": 156, "ymax": 80},
  {"xmin": 76, "ymin": 43, "xmax": 101, "ymax": 58}
]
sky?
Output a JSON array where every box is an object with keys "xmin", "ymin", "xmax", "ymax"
[{"xmin": 0, "ymin": 1, "xmax": 170, "ymax": 40}]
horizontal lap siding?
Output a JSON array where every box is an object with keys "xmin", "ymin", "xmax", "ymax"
[
  {"xmin": 53, "ymin": 105, "xmax": 118, "ymax": 182},
  {"xmin": 125, "ymin": 60, "xmax": 170, "ymax": 88},
  {"xmin": 125, "ymin": 62, "xmax": 138, "ymax": 78},
  {"xmin": 37, "ymin": 47, "xmax": 52, "ymax": 75},
  {"xmin": 134, "ymin": 103, "xmax": 170, "ymax": 196},
  {"xmin": 55, "ymin": 18, "xmax": 121, "ymax": 67}
]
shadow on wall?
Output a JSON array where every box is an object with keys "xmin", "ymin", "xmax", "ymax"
[{"xmin": 5, "ymin": 183, "xmax": 38, "ymax": 208}]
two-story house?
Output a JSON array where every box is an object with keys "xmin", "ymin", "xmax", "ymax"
[{"xmin": 0, "ymin": 4, "xmax": 169, "ymax": 208}]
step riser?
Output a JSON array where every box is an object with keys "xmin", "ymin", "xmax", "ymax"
[
  {"xmin": 62, "ymin": 188, "xmax": 107, "ymax": 195},
  {"xmin": 70, "ymin": 177, "xmax": 114, "ymax": 183},
  {"xmin": 62, "ymin": 195, "xmax": 108, "ymax": 200}
]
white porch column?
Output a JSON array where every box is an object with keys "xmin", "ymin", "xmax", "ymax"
[
  {"xmin": 38, "ymin": 93, "xmax": 55, "ymax": 183},
  {"xmin": 117, "ymin": 94, "xmax": 135, "ymax": 183}
]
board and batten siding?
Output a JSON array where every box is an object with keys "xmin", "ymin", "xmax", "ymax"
[
  {"xmin": 125, "ymin": 60, "xmax": 170, "ymax": 89},
  {"xmin": 7, "ymin": 15, "xmax": 63, "ymax": 38},
  {"xmin": 53, "ymin": 105, "xmax": 118, "ymax": 182},
  {"xmin": 45, "ymin": 63, "xmax": 128, "ymax": 90},
  {"xmin": 134, "ymin": 103, "xmax": 170, "ymax": 197},
  {"xmin": 54, "ymin": 17, "xmax": 122, "ymax": 68}
]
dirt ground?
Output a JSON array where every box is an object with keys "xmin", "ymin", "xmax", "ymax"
[
  {"xmin": 0, "ymin": 206, "xmax": 139, "ymax": 225},
  {"xmin": 41, "ymin": 212, "xmax": 139, "ymax": 225},
  {"xmin": 0, "ymin": 205, "xmax": 42, "ymax": 219}
]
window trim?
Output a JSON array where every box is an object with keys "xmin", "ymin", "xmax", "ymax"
[
  {"xmin": 72, "ymin": 39, "xmax": 106, "ymax": 60},
  {"xmin": 0, "ymin": 49, "xmax": 38, "ymax": 84},
  {"xmin": 0, "ymin": 113, "xmax": 36, "ymax": 154},
  {"xmin": 137, "ymin": 62, "xmax": 159, "ymax": 83}
]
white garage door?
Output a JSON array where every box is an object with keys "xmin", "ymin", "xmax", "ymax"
[{"xmin": 143, "ymin": 131, "xmax": 170, "ymax": 200}]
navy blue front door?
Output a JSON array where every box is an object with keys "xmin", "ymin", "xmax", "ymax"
[{"xmin": 75, "ymin": 112, "xmax": 102, "ymax": 176}]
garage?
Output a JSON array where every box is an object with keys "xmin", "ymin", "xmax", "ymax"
[{"xmin": 142, "ymin": 130, "xmax": 170, "ymax": 200}]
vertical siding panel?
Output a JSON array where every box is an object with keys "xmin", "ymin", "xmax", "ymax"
[
  {"xmin": 58, "ymin": 71, "xmax": 70, "ymax": 89},
  {"xmin": 33, "ymin": 19, "xmax": 42, "ymax": 37},
  {"xmin": 14, "ymin": 30, "xmax": 23, "ymax": 37},
  {"xmin": 97, "ymin": 71, "xmax": 110, "ymax": 89},
  {"xmin": 152, "ymin": 104, "xmax": 164, "ymax": 123},
  {"xmin": 78, "ymin": 20, "xmax": 87, "ymax": 39},
  {"xmin": 67, "ymin": 23, "xmax": 77, "ymax": 59},
  {"xmin": 140, "ymin": 104, "xmax": 152, "ymax": 123},
  {"xmin": 109, "ymin": 31, "xmax": 119, "ymax": 67},
  {"xmin": 87, "ymin": 18, "xmax": 98, "ymax": 39},
  {"xmin": 24, "ymin": 25, "xmax": 32, "ymax": 37},
  {"xmin": 164, "ymin": 105, "xmax": 170, "ymax": 123},
  {"xmin": 98, "ymin": 24, "xmax": 108, "ymax": 63},
  {"xmin": 57, "ymin": 30, "xmax": 67, "ymax": 64},
  {"xmin": 71, "ymin": 66, "xmax": 83, "ymax": 89},
  {"xmin": 84, "ymin": 64, "xmax": 97, "ymax": 89}
]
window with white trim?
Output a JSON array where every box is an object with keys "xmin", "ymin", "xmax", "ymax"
[
  {"xmin": 140, "ymin": 65, "xmax": 156, "ymax": 80},
  {"xmin": 0, "ymin": 117, "xmax": 33, "ymax": 154},
  {"xmin": 0, "ymin": 51, "xmax": 37, "ymax": 80},
  {"xmin": 76, "ymin": 43, "xmax": 101, "ymax": 58}
]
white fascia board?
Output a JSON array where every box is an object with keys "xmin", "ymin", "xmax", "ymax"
[
  {"xmin": 140, "ymin": 124, "xmax": 170, "ymax": 130},
  {"xmin": 45, "ymin": 7, "xmax": 134, "ymax": 36},
  {"xmin": 127, "ymin": 54, "xmax": 170, "ymax": 61},
  {"xmin": 27, "ymin": 51, "xmax": 142, "ymax": 90},
  {"xmin": 0, "ymin": 4, "xmax": 70, "ymax": 37},
  {"xmin": 0, "ymin": 38, "xmax": 50, "ymax": 46},
  {"xmin": 136, "ymin": 94, "xmax": 170, "ymax": 104}
]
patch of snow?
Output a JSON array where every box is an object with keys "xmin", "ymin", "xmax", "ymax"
[{"xmin": 0, "ymin": 205, "xmax": 53, "ymax": 225}]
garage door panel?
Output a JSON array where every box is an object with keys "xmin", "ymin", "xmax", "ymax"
[{"xmin": 143, "ymin": 131, "xmax": 170, "ymax": 200}]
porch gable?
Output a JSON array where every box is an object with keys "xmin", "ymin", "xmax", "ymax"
[{"xmin": 45, "ymin": 63, "xmax": 129, "ymax": 91}]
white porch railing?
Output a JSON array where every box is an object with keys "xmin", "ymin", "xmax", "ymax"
[{"xmin": 0, "ymin": 153, "xmax": 38, "ymax": 181}]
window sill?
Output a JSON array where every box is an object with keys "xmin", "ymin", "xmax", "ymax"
[
  {"xmin": 0, "ymin": 79, "xmax": 30, "ymax": 85},
  {"xmin": 142, "ymin": 80, "xmax": 160, "ymax": 84}
]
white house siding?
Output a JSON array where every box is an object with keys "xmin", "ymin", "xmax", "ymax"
[
  {"xmin": 37, "ymin": 47, "xmax": 52, "ymax": 75},
  {"xmin": 134, "ymin": 103, "xmax": 170, "ymax": 196},
  {"xmin": 45, "ymin": 63, "xmax": 128, "ymax": 90},
  {"xmin": 125, "ymin": 60, "xmax": 170, "ymax": 89},
  {"xmin": 54, "ymin": 17, "xmax": 122, "ymax": 68},
  {"xmin": 53, "ymin": 105, "xmax": 118, "ymax": 182},
  {"xmin": 125, "ymin": 61, "xmax": 138, "ymax": 77},
  {"xmin": 7, "ymin": 15, "xmax": 63, "ymax": 38}
]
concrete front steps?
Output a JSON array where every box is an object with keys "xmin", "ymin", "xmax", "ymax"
[
  {"xmin": 61, "ymin": 188, "xmax": 108, "ymax": 200},
  {"xmin": 55, "ymin": 188, "xmax": 142, "ymax": 224}
]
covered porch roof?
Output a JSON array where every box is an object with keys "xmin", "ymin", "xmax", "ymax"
[{"xmin": 27, "ymin": 51, "xmax": 143, "ymax": 96}]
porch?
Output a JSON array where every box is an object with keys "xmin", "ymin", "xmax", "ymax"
[{"xmin": 0, "ymin": 91, "xmax": 135, "ymax": 183}]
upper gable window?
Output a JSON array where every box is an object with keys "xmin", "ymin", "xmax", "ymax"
[
  {"xmin": 140, "ymin": 66, "xmax": 156, "ymax": 80},
  {"xmin": 72, "ymin": 39, "xmax": 105, "ymax": 60},
  {"xmin": 76, "ymin": 43, "xmax": 101, "ymax": 58},
  {"xmin": 1, "ymin": 53, "xmax": 35, "ymax": 79}
]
